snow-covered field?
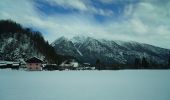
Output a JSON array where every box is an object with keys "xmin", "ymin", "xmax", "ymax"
[{"xmin": 0, "ymin": 69, "xmax": 170, "ymax": 100}]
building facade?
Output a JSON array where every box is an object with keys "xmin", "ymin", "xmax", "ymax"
[{"xmin": 25, "ymin": 57, "xmax": 43, "ymax": 71}]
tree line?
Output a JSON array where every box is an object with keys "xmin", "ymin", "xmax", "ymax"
[{"xmin": 95, "ymin": 52, "xmax": 170, "ymax": 70}]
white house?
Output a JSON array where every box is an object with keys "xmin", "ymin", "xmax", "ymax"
[{"xmin": 25, "ymin": 57, "xmax": 43, "ymax": 71}]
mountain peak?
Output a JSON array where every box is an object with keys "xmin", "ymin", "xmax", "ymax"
[
  {"xmin": 52, "ymin": 35, "xmax": 169, "ymax": 65},
  {"xmin": 71, "ymin": 35, "xmax": 88, "ymax": 43},
  {"xmin": 51, "ymin": 36, "xmax": 69, "ymax": 46}
]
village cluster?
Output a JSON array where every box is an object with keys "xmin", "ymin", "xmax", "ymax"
[{"xmin": 0, "ymin": 57, "xmax": 95, "ymax": 71}]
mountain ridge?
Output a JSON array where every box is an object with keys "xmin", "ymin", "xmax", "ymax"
[{"xmin": 52, "ymin": 35, "xmax": 169, "ymax": 65}]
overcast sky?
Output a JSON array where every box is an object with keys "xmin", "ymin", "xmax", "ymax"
[{"xmin": 0, "ymin": 0, "xmax": 170, "ymax": 49}]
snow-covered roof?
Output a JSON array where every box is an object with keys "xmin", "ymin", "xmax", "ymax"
[
  {"xmin": 26, "ymin": 57, "xmax": 43, "ymax": 63},
  {"xmin": 60, "ymin": 59, "xmax": 79, "ymax": 67}
]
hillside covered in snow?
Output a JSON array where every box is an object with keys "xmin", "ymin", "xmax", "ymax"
[
  {"xmin": 0, "ymin": 20, "xmax": 69, "ymax": 63},
  {"xmin": 52, "ymin": 36, "xmax": 170, "ymax": 68}
]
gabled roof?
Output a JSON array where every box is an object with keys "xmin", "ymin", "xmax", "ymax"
[{"xmin": 26, "ymin": 57, "xmax": 43, "ymax": 63}]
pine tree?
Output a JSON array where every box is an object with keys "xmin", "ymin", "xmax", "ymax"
[
  {"xmin": 134, "ymin": 58, "xmax": 141, "ymax": 69},
  {"xmin": 95, "ymin": 59, "xmax": 101, "ymax": 70},
  {"xmin": 142, "ymin": 57, "xmax": 149, "ymax": 68},
  {"xmin": 168, "ymin": 51, "xmax": 170, "ymax": 66}
]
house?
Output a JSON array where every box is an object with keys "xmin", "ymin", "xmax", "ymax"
[
  {"xmin": 59, "ymin": 59, "xmax": 79, "ymax": 70},
  {"xmin": 82, "ymin": 63, "xmax": 95, "ymax": 70},
  {"xmin": 43, "ymin": 64, "xmax": 59, "ymax": 71},
  {"xmin": 25, "ymin": 57, "xmax": 43, "ymax": 71}
]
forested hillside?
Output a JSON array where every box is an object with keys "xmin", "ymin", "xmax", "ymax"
[{"xmin": 0, "ymin": 20, "xmax": 70, "ymax": 64}]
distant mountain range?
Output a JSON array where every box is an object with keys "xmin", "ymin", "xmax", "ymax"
[
  {"xmin": 0, "ymin": 19, "xmax": 169, "ymax": 67},
  {"xmin": 52, "ymin": 36, "xmax": 169, "ymax": 65}
]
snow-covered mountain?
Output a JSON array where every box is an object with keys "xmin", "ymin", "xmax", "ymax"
[
  {"xmin": 0, "ymin": 20, "xmax": 65, "ymax": 63},
  {"xmin": 52, "ymin": 36, "xmax": 169, "ymax": 65}
]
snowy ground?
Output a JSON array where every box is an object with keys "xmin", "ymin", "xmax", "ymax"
[{"xmin": 0, "ymin": 69, "xmax": 170, "ymax": 100}]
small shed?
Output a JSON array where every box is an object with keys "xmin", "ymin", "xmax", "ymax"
[{"xmin": 25, "ymin": 57, "xmax": 43, "ymax": 71}]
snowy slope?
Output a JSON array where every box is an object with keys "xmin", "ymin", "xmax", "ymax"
[
  {"xmin": 0, "ymin": 20, "xmax": 68, "ymax": 63},
  {"xmin": 0, "ymin": 32, "xmax": 44, "ymax": 61},
  {"xmin": 52, "ymin": 36, "xmax": 169, "ymax": 64}
]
